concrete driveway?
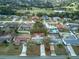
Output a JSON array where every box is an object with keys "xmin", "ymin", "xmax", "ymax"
[
  {"xmin": 20, "ymin": 43, "xmax": 27, "ymax": 56},
  {"xmin": 40, "ymin": 44, "xmax": 46, "ymax": 56}
]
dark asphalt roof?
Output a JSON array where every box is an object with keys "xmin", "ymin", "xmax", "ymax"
[{"xmin": 0, "ymin": 35, "xmax": 12, "ymax": 43}]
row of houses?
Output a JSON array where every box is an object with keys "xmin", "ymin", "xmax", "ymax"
[{"xmin": 0, "ymin": 15, "xmax": 79, "ymax": 46}]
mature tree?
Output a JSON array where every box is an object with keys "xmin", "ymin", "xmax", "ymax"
[
  {"xmin": 30, "ymin": 21, "xmax": 48, "ymax": 36},
  {"xmin": 27, "ymin": 41, "xmax": 37, "ymax": 55},
  {"xmin": 57, "ymin": 44, "xmax": 63, "ymax": 48}
]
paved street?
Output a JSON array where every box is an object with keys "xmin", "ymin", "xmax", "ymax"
[{"xmin": 0, "ymin": 56, "xmax": 79, "ymax": 59}]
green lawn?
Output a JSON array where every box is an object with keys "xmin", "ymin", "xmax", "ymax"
[
  {"xmin": 54, "ymin": 45, "xmax": 67, "ymax": 55},
  {"xmin": 0, "ymin": 44, "xmax": 8, "ymax": 55},
  {"xmin": 30, "ymin": 9, "xmax": 53, "ymax": 15},
  {"xmin": 0, "ymin": 44, "xmax": 20, "ymax": 55},
  {"xmin": 27, "ymin": 42, "xmax": 40, "ymax": 56},
  {"xmin": 72, "ymin": 46, "xmax": 79, "ymax": 55},
  {"xmin": 59, "ymin": 29, "xmax": 69, "ymax": 32},
  {"xmin": 44, "ymin": 44, "xmax": 51, "ymax": 56},
  {"xmin": 17, "ymin": 7, "xmax": 54, "ymax": 15}
]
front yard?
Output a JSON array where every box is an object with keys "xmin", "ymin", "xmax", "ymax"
[
  {"xmin": 0, "ymin": 44, "xmax": 8, "ymax": 55},
  {"xmin": 54, "ymin": 44, "xmax": 67, "ymax": 55},
  {"xmin": 0, "ymin": 43, "xmax": 20, "ymax": 55},
  {"xmin": 44, "ymin": 44, "xmax": 51, "ymax": 56},
  {"xmin": 44, "ymin": 39, "xmax": 51, "ymax": 56},
  {"xmin": 27, "ymin": 41, "xmax": 40, "ymax": 56},
  {"xmin": 72, "ymin": 46, "xmax": 79, "ymax": 55}
]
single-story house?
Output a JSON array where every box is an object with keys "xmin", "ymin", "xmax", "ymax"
[
  {"xmin": 0, "ymin": 35, "xmax": 12, "ymax": 43},
  {"xmin": 32, "ymin": 16, "xmax": 39, "ymax": 20},
  {"xmin": 5, "ymin": 22, "xmax": 19, "ymax": 29},
  {"xmin": 63, "ymin": 35, "xmax": 79, "ymax": 46},
  {"xmin": 14, "ymin": 34, "xmax": 31, "ymax": 45},
  {"xmin": 65, "ymin": 23, "xmax": 79, "ymax": 31},
  {"xmin": 52, "ymin": 17, "xmax": 61, "ymax": 21},
  {"xmin": 49, "ymin": 26, "xmax": 59, "ymax": 34},
  {"xmin": 56, "ymin": 23, "xmax": 64, "ymax": 30},
  {"xmin": 32, "ymin": 33, "xmax": 44, "ymax": 44},
  {"xmin": 18, "ymin": 23, "xmax": 33, "ymax": 34}
]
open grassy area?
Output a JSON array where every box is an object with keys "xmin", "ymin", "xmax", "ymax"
[
  {"xmin": 30, "ymin": 8, "xmax": 53, "ymax": 15},
  {"xmin": 0, "ymin": 44, "xmax": 20, "ymax": 55},
  {"xmin": 59, "ymin": 28, "xmax": 69, "ymax": 32},
  {"xmin": 17, "ymin": 7, "xmax": 54, "ymax": 15},
  {"xmin": 54, "ymin": 45, "xmax": 67, "ymax": 55},
  {"xmin": 0, "ymin": 44, "xmax": 8, "ymax": 55},
  {"xmin": 6, "ymin": 44, "xmax": 20, "ymax": 55},
  {"xmin": 72, "ymin": 46, "xmax": 79, "ymax": 55}
]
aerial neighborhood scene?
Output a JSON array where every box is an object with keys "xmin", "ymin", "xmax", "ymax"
[{"xmin": 0, "ymin": 0, "xmax": 79, "ymax": 59}]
